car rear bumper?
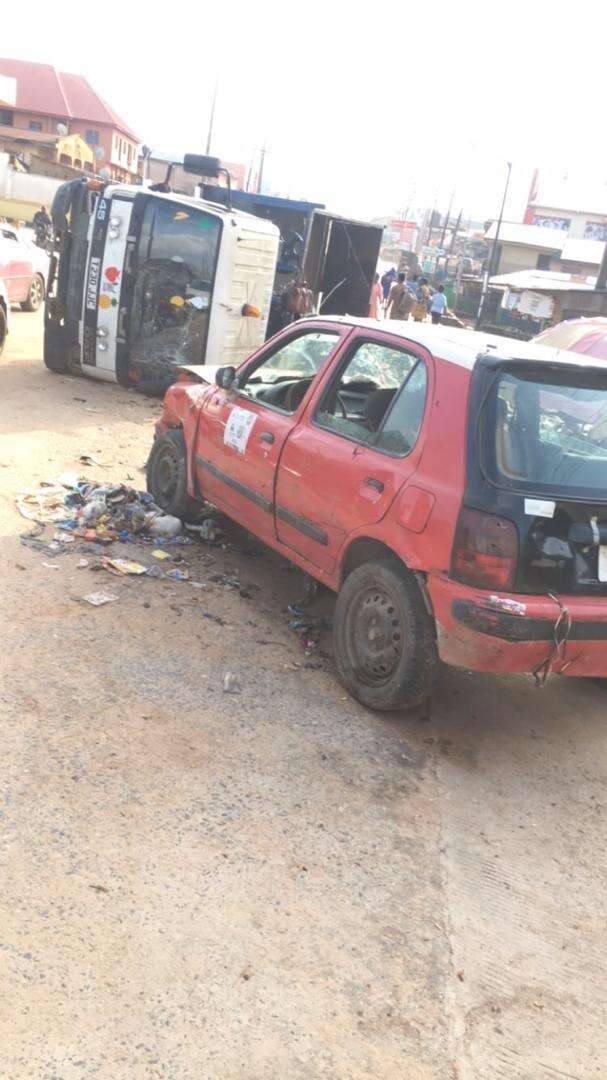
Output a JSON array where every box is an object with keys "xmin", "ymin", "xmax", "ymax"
[{"xmin": 427, "ymin": 573, "xmax": 607, "ymax": 677}]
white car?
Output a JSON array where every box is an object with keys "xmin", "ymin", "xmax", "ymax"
[{"xmin": 0, "ymin": 223, "xmax": 49, "ymax": 312}]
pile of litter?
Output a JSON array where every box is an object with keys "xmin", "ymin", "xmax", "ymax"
[{"xmin": 18, "ymin": 476, "xmax": 185, "ymax": 542}]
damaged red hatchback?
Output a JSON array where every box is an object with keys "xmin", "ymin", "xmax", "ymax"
[{"xmin": 148, "ymin": 317, "xmax": 607, "ymax": 710}]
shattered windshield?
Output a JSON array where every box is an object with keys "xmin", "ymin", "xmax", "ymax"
[{"xmin": 492, "ymin": 367, "xmax": 607, "ymax": 495}]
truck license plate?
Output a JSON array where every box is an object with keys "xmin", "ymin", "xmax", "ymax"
[{"xmin": 599, "ymin": 546, "xmax": 607, "ymax": 582}]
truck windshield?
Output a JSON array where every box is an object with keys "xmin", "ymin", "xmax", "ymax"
[
  {"xmin": 128, "ymin": 198, "xmax": 221, "ymax": 385},
  {"xmin": 490, "ymin": 367, "xmax": 607, "ymax": 497}
]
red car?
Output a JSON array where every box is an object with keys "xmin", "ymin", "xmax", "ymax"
[
  {"xmin": 535, "ymin": 317, "xmax": 607, "ymax": 360},
  {"xmin": 148, "ymin": 317, "xmax": 607, "ymax": 710}
]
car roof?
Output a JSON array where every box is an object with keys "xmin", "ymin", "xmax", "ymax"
[{"xmin": 306, "ymin": 315, "xmax": 607, "ymax": 373}]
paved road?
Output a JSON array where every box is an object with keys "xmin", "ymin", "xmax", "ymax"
[{"xmin": 1, "ymin": 312, "xmax": 605, "ymax": 1079}]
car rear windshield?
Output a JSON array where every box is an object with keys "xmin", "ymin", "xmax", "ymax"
[{"xmin": 486, "ymin": 365, "xmax": 607, "ymax": 497}]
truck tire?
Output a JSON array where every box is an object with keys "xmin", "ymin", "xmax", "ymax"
[
  {"xmin": 146, "ymin": 429, "xmax": 201, "ymax": 522},
  {"xmin": 22, "ymin": 274, "xmax": 45, "ymax": 312},
  {"xmin": 0, "ymin": 305, "xmax": 6, "ymax": 356},
  {"xmin": 333, "ymin": 558, "xmax": 439, "ymax": 711}
]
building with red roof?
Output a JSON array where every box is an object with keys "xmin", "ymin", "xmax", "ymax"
[{"xmin": 0, "ymin": 58, "xmax": 139, "ymax": 181}]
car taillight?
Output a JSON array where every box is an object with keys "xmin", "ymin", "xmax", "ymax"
[{"xmin": 451, "ymin": 507, "xmax": 518, "ymax": 590}]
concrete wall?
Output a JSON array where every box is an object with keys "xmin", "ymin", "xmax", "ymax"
[
  {"xmin": 496, "ymin": 242, "xmax": 560, "ymax": 275},
  {"xmin": 533, "ymin": 206, "xmax": 607, "ymax": 241}
]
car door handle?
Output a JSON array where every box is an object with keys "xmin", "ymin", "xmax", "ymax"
[
  {"xmin": 364, "ymin": 476, "xmax": 384, "ymax": 493},
  {"xmin": 260, "ymin": 431, "xmax": 275, "ymax": 444}
]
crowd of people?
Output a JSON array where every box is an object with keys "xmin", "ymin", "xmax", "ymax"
[{"xmin": 368, "ymin": 266, "xmax": 449, "ymax": 325}]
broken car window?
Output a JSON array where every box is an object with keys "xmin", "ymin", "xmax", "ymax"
[
  {"xmin": 494, "ymin": 369, "xmax": 607, "ymax": 493},
  {"xmin": 315, "ymin": 340, "xmax": 427, "ymax": 455},
  {"xmin": 238, "ymin": 331, "xmax": 339, "ymax": 413}
]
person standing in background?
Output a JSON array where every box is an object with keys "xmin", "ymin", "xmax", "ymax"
[
  {"xmin": 429, "ymin": 284, "xmax": 448, "ymax": 324},
  {"xmin": 411, "ymin": 277, "xmax": 430, "ymax": 322},
  {"xmin": 386, "ymin": 273, "xmax": 414, "ymax": 321},
  {"xmin": 381, "ymin": 267, "xmax": 397, "ymax": 308},
  {"xmin": 369, "ymin": 273, "xmax": 382, "ymax": 319}
]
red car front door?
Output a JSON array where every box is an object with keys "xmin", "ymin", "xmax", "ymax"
[
  {"xmin": 193, "ymin": 324, "xmax": 348, "ymax": 542},
  {"xmin": 274, "ymin": 329, "xmax": 433, "ymax": 572}
]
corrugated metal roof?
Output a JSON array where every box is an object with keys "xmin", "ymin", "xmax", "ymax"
[
  {"xmin": 560, "ymin": 237, "xmax": 605, "ymax": 265},
  {"xmin": 484, "ymin": 221, "xmax": 565, "ymax": 250},
  {"xmin": 489, "ymin": 269, "xmax": 597, "ymax": 292}
]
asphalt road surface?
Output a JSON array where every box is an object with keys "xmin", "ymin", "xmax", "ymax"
[{"xmin": 1, "ymin": 311, "xmax": 605, "ymax": 1079}]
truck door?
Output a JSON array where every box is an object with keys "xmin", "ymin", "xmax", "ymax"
[
  {"xmin": 274, "ymin": 331, "xmax": 432, "ymax": 572},
  {"xmin": 81, "ymin": 193, "xmax": 134, "ymax": 382},
  {"xmin": 119, "ymin": 195, "xmax": 222, "ymax": 390},
  {"xmin": 194, "ymin": 326, "xmax": 346, "ymax": 541}
]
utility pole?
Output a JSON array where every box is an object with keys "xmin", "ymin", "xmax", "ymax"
[
  {"xmin": 257, "ymin": 145, "xmax": 266, "ymax": 194},
  {"xmin": 205, "ymin": 81, "xmax": 218, "ymax": 156},
  {"xmin": 449, "ymin": 209, "xmax": 462, "ymax": 254},
  {"xmin": 476, "ymin": 161, "xmax": 512, "ymax": 329},
  {"xmin": 439, "ymin": 188, "xmax": 455, "ymax": 250}
]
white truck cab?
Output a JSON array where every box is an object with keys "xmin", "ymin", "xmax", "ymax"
[{"xmin": 45, "ymin": 159, "xmax": 279, "ymax": 392}]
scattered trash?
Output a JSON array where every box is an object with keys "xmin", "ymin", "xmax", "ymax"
[
  {"xmin": 42, "ymin": 562, "xmax": 59, "ymax": 570},
  {"xmin": 77, "ymin": 558, "xmax": 90, "ymax": 569},
  {"xmin": 166, "ymin": 568, "xmax": 190, "ymax": 581},
  {"xmin": 56, "ymin": 471, "xmax": 80, "ymax": 488},
  {"xmin": 88, "ymin": 883, "xmax": 109, "ymax": 894},
  {"xmin": 20, "ymin": 534, "xmax": 71, "ymax": 558},
  {"xmin": 152, "ymin": 549, "xmax": 172, "ymax": 560},
  {"xmin": 54, "ymin": 531, "xmax": 74, "ymax": 543},
  {"xmin": 190, "ymin": 581, "xmax": 207, "ymax": 589},
  {"xmin": 285, "ymin": 604, "xmax": 332, "ymax": 655},
  {"xmin": 223, "ymin": 672, "xmax": 241, "ymax": 694},
  {"xmin": 186, "ymin": 519, "xmax": 221, "ymax": 541},
  {"xmin": 98, "ymin": 557, "xmax": 148, "ymax": 576},
  {"xmin": 82, "ymin": 592, "xmax": 118, "ymax": 606},
  {"xmin": 17, "ymin": 485, "xmax": 69, "ymax": 523},
  {"xmin": 79, "ymin": 454, "xmax": 104, "ymax": 467},
  {"xmin": 148, "ymin": 513, "xmax": 182, "ymax": 538},
  {"xmin": 210, "ymin": 573, "xmax": 243, "ymax": 589}
]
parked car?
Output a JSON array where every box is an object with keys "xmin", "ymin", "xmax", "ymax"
[
  {"xmin": 535, "ymin": 317, "xmax": 607, "ymax": 360},
  {"xmin": 0, "ymin": 224, "xmax": 48, "ymax": 311},
  {"xmin": 147, "ymin": 317, "xmax": 607, "ymax": 710},
  {"xmin": 0, "ymin": 276, "xmax": 9, "ymax": 354}
]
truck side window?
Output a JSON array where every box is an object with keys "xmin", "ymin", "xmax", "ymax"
[
  {"xmin": 315, "ymin": 340, "xmax": 427, "ymax": 455},
  {"xmin": 239, "ymin": 331, "xmax": 339, "ymax": 413}
]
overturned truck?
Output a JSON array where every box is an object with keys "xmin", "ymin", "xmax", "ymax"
[{"xmin": 44, "ymin": 155, "xmax": 383, "ymax": 394}]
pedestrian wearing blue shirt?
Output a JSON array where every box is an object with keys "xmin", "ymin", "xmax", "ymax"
[{"xmin": 429, "ymin": 285, "xmax": 448, "ymax": 325}]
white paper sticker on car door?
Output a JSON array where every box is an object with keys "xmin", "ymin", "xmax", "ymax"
[{"xmin": 224, "ymin": 406, "xmax": 256, "ymax": 454}]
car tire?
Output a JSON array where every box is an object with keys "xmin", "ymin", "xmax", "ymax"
[
  {"xmin": 0, "ymin": 305, "xmax": 7, "ymax": 356},
  {"xmin": 333, "ymin": 558, "xmax": 439, "ymax": 711},
  {"xmin": 146, "ymin": 429, "xmax": 201, "ymax": 522},
  {"xmin": 21, "ymin": 274, "xmax": 45, "ymax": 312}
]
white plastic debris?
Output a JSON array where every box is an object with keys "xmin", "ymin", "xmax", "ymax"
[{"xmin": 82, "ymin": 592, "xmax": 118, "ymax": 606}]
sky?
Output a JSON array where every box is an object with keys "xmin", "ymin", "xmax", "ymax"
[{"xmin": 2, "ymin": 0, "xmax": 606, "ymax": 227}]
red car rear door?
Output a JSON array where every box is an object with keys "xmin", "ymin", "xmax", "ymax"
[
  {"xmin": 193, "ymin": 323, "xmax": 348, "ymax": 542},
  {"xmin": 274, "ymin": 329, "xmax": 433, "ymax": 572}
]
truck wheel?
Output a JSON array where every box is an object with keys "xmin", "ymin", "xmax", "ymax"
[
  {"xmin": 333, "ymin": 559, "xmax": 439, "ymax": 711},
  {"xmin": 22, "ymin": 274, "xmax": 44, "ymax": 312},
  {"xmin": 146, "ymin": 429, "xmax": 201, "ymax": 522},
  {"xmin": 0, "ymin": 305, "xmax": 6, "ymax": 356}
]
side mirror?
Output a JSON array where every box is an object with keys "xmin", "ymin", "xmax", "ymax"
[
  {"xmin": 183, "ymin": 154, "xmax": 221, "ymax": 179},
  {"xmin": 215, "ymin": 366, "xmax": 237, "ymax": 390}
]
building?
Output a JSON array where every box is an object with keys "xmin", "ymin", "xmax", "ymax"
[
  {"xmin": 485, "ymin": 221, "xmax": 605, "ymax": 279},
  {"xmin": 523, "ymin": 171, "xmax": 607, "ymax": 241},
  {"xmin": 488, "ymin": 268, "xmax": 607, "ymax": 327},
  {"xmin": 0, "ymin": 58, "xmax": 138, "ymax": 182}
]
